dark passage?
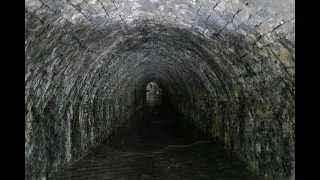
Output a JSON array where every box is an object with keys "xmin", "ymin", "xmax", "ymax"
[
  {"xmin": 53, "ymin": 100, "xmax": 264, "ymax": 180},
  {"xmin": 25, "ymin": 1, "xmax": 295, "ymax": 179}
]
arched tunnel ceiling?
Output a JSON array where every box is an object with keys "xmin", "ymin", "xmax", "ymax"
[
  {"xmin": 25, "ymin": 0, "xmax": 295, "ymax": 180},
  {"xmin": 26, "ymin": 0, "xmax": 295, "ymax": 95}
]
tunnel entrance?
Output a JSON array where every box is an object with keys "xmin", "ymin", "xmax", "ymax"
[
  {"xmin": 26, "ymin": 0, "xmax": 295, "ymax": 178},
  {"xmin": 145, "ymin": 82, "xmax": 162, "ymax": 111}
]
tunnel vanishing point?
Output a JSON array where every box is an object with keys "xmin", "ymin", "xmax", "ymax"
[{"xmin": 25, "ymin": 0, "xmax": 295, "ymax": 180}]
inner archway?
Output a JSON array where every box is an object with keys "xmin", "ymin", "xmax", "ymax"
[{"xmin": 145, "ymin": 82, "xmax": 162, "ymax": 110}]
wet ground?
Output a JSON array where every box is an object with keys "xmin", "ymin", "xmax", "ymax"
[{"xmin": 53, "ymin": 102, "xmax": 264, "ymax": 180}]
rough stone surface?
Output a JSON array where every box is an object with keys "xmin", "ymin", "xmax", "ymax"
[{"xmin": 25, "ymin": 0, "xmax": 295, "ymax": 180}]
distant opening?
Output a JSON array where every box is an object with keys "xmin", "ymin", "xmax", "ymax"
[{"xmin": 145, "ymin": 82, "xmax": 162, "ymax": 109}]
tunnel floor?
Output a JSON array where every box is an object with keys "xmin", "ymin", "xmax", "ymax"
[{"xmin": 53, "ymin": 104, "xmax": 264, "ymax": 180}]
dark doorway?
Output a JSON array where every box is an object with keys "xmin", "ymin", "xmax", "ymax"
[{"xmin": 145, "ymin": 82, "xmax": 162, "ymax": 111}]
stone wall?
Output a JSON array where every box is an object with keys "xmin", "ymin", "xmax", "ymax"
[
  {"xmin": 25, "ymin": 0, "xmax": 294, "ymax": 179},
  {"xmin": 161, "ymin": 24, "xmax": 295, "ymax": 180},
  {"xmin": 25, "ymin": 18, "xmax": 144, "ymax": 178}
]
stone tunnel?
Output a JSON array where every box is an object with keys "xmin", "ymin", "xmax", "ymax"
[{"xmin": 25, "ymin": 0, "xmax": 295, "ymax": 180}]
